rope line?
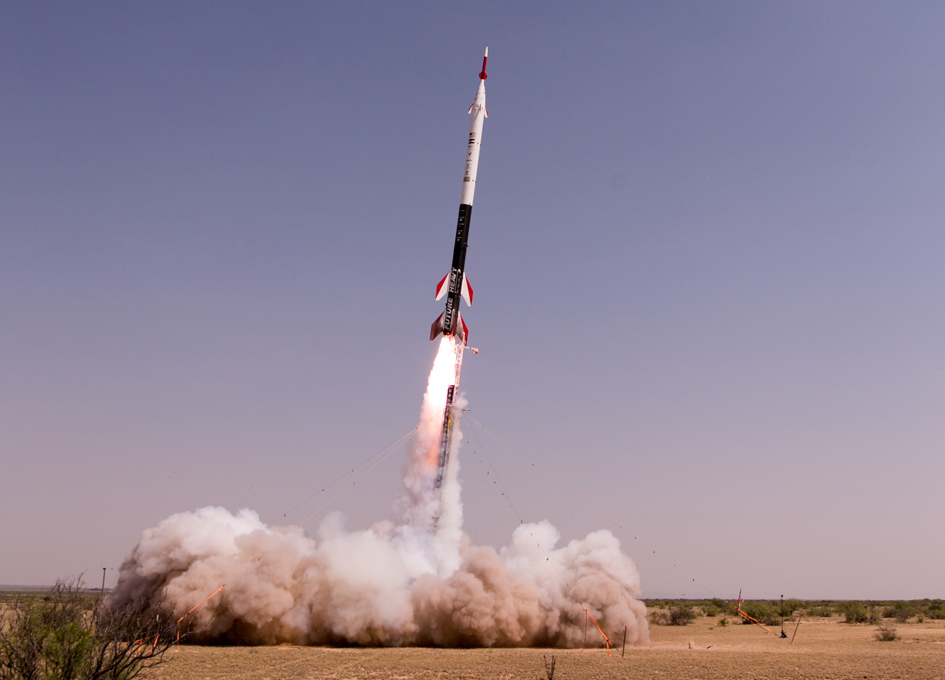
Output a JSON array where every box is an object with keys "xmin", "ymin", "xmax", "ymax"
[
  {"xmin": 463, "ymin": 414, "xmax": 627, "ymax": 647},
  {"xmin": 463, "ymin": 413, "xmax": 569, "ymax": 587},
  {"xmin": 463, "ymin": 414, "xmax": 701, "ymax": 592},
  {"xmin": 283, "ymin": 428, "xmax": 416, "ymax": 519},
  {"xmin": 296, "ymin": 435, "xmax": 410, "ymax": 527}
]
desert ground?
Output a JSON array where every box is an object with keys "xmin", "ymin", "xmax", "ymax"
[{"xmin": 149, "ymin": 616, "xmax": 945, "ymax": 680}]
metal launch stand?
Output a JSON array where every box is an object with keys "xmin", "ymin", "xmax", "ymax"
[
  {"xmin": 432, "ymin": 342, "xmax": 465, "ymax": 530},
  {"xmin": 434, "ymin": 342, "xmax": 465, "ymax": 491}
]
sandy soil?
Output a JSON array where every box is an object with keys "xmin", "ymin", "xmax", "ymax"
[{"xmin": 149, "ymin": 617, "xmax": 945, "ymax": 680}]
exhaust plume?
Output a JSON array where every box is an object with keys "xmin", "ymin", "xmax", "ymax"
[{"xmin": 110, "ymin": 339, "xmax": 649, "ymax": 647}]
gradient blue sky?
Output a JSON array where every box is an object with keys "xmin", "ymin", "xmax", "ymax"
[{"xmin": 1, "ymin": 1, "xmax": 943, "ymax": 599}]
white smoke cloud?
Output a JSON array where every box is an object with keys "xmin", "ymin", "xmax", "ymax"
[
  {"xmin": 111, "ymin": 507, "xmax": 648, "ymax": 647},
  {"xmin": 110, "ymin": 338, "xmax": 649, "ymax": 647}
]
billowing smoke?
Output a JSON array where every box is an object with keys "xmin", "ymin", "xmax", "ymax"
[{"xmin": 110, "ymin": 339, "xmax": 649, "ymax": 647}]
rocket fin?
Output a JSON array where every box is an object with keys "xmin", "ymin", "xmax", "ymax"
[
  {"xmin": 457, "ymin": 310, "xmax": 469, "ymax": 345},
  {"xmin": 430, "ymin": 312, "xmax": 445, "ymax": 341},
  {"xmin": 461, "ymin": 274, "xmax": 473, "ymax": 306},
  {"xmin": 435, "ymin": 273, "xmax": 450, "ymax": 301}
]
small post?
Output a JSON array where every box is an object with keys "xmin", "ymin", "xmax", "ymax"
[
  {"xmin": 791, "ymin": 614, "xmax": 802, "ymax": 644},
  {"xmin": 780, "ymin": 595, "xmax": 784, "ymax": 636},
  {"xmin": 583, "ymin": 609, "xmax": 588, "ymax": 651},
  {"xmin": 621, "ymin": 625, "xmax": 627, "ymax": 657},
  {"xmin": 96, "ymin": 566, "xmax": 106, "ymax": 621},
  {"xmin": 543, "ymin": 655, "xmax": 556, "ymax": 680},
  {"xmin": 91, "ymin": 566, "xmax": 107, "ymax": 625}
]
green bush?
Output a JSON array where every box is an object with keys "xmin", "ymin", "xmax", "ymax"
[
  {"xmin": 669, "ymin": 605, "xmax": 697, "ymax": 626},
  {"xmin": 707, "ymin": 598, "xmax": 735, "ymax": 615},
  {"xmin": 0, "ymin": 577, "xmax": 177, "ymax": 680},
  {"xmin": 740, "ymin": 601, "xmax": 780, "ymax": 627},
  {"xmin": 718, "ymin": 616, "xmax": 728, "ymax": 627},
  {"xmin": 927, "ymin": 608, "xmax": 945, "ymax": 620},
  {"xmin": 780, "ymin": 599, "xmax": 804, "ymax": 617},
  {"xmin": 806, "ymin": 604, "xmax": 833, "ymax": 617},
  {"xmin": 889, "ymin": 601, "xmax": 916, "ymax": 623},
  {"xmin": 701, "ymin": 604, "xmax": 719, "ymax": 617},
  {"xmin": 875, "ymin": 624, "xmax": 898, "ymax": 642},
  {"xmin": 649, "ymin": 610, "xmax": 668, "ymax": 625},
  {"xmin": 837, "ymin": 601, "xmax": 868, "ymax": 624}
]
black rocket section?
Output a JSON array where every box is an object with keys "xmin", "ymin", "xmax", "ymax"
[{"xmin": 429, "ymin": 203, "xmax": 472, "ymax": 343}]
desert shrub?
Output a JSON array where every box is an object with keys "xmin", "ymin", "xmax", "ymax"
[
  {"xmin": 928, "ymin": 608, "xmax": 945, "ymax": 620},
  {"xmin": 806, "ymin": 604, "xmax": 833, "ymax": 617},
  {"xmin": 706, "ymin": 598, "xmax": 732, "ymax": 615},
  {"xmin": 875, "ymin": 624, "xmax": 899, "ymax": 642},
  {"xmin": 649, "ymin": 610, "xmax": 670, "ymax": 626},
  {"xmin": 0, "ymin": 577, "xmax": 177, "ymax": 680},
  {"xmin": 837, "ymin": 601, "xmax": 868, "ymax": 624},
  {"xmin": 701, "ymin": 604, "xmax": 719, "ymax": 617},
  {"xmin": 780, "ymin": 599, "xmax": 804, "ymax": 617},
  {"xmin": 718, "ymin": 617, "xmax": 728, "ymax": 627},
  {"xmin": 740, "ymin": 601, "xmax": 780, "ymax": 626},
  {"xmin": 889, "ymin": 601, "xmax": 916, "ymax": 623},
  {"xmin": 669, "ymin": 605, "xmax": 697, "ymax": 626}
]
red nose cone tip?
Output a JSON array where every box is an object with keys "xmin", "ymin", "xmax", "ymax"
[{"xmin": 480, "ymin": 49, "xmax": 488, "ymax": 80}]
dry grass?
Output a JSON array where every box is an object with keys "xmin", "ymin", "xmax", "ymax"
[{"xmin": 144, "ymin": 616, "xmax": 945, "ymax": 680}]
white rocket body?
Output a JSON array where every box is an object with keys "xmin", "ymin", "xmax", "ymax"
[
  {"xmin": 430, "ymin": 47, "xmax": 489, "ymax": 346},
  {"xmin": 460, "ymin": 77, "xmax": 488, "ymax": 207}
]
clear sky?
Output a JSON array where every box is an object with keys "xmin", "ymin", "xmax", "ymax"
[{"xmin": 1, "ymin": 1, "xmax": 942, "ymax": 599}]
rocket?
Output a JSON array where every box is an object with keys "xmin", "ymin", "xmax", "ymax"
[
  {"xmin": 430, "ymin": 48, "xmax": 489, "ymax": 502},
  {"xmin": 430, "ymin": 47, "xmax": 489, "ymax": 346}
]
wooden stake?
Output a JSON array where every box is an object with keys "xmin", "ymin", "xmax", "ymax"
[
  {"xmin": 790, "ymin": 614, "xmax": 803, "ymax": 644},
  {"xmin": 583, "ymin": 609, "xmax": 588, "ymax": 651}
]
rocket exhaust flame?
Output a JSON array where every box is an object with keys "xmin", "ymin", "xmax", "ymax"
[{"xmin": 107, "ymin": 48, "xmax": 649, "ymax": 648}]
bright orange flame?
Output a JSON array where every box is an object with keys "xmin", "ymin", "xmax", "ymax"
[{"xmin": 421, "ymin": 336, "xmax": 458, "ymax": 470}]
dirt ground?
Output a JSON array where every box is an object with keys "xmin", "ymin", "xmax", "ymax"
[{"xmin": 150, "ymin": 616, "xmax": 945, "ymax": 680}]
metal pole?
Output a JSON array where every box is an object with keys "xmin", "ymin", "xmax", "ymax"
[
  {"xmin": 780, "ymin": 595, "xmax": 784, "ymax": 636},
  {"xmin": 93, "ymin": 567, "xmax": 106, "ymax": 625},
  {"xmin": 791, "ymin": 614, "xmax": 802, "ymax": 644},
  {"xmin": 621, "ymin": 625, "xmax": 627, "ymax": 657}
]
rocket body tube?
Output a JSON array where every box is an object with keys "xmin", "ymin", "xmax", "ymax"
[{"xmin": 430, "ymin": 49, "xmax": 488, "ymax": 345}]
